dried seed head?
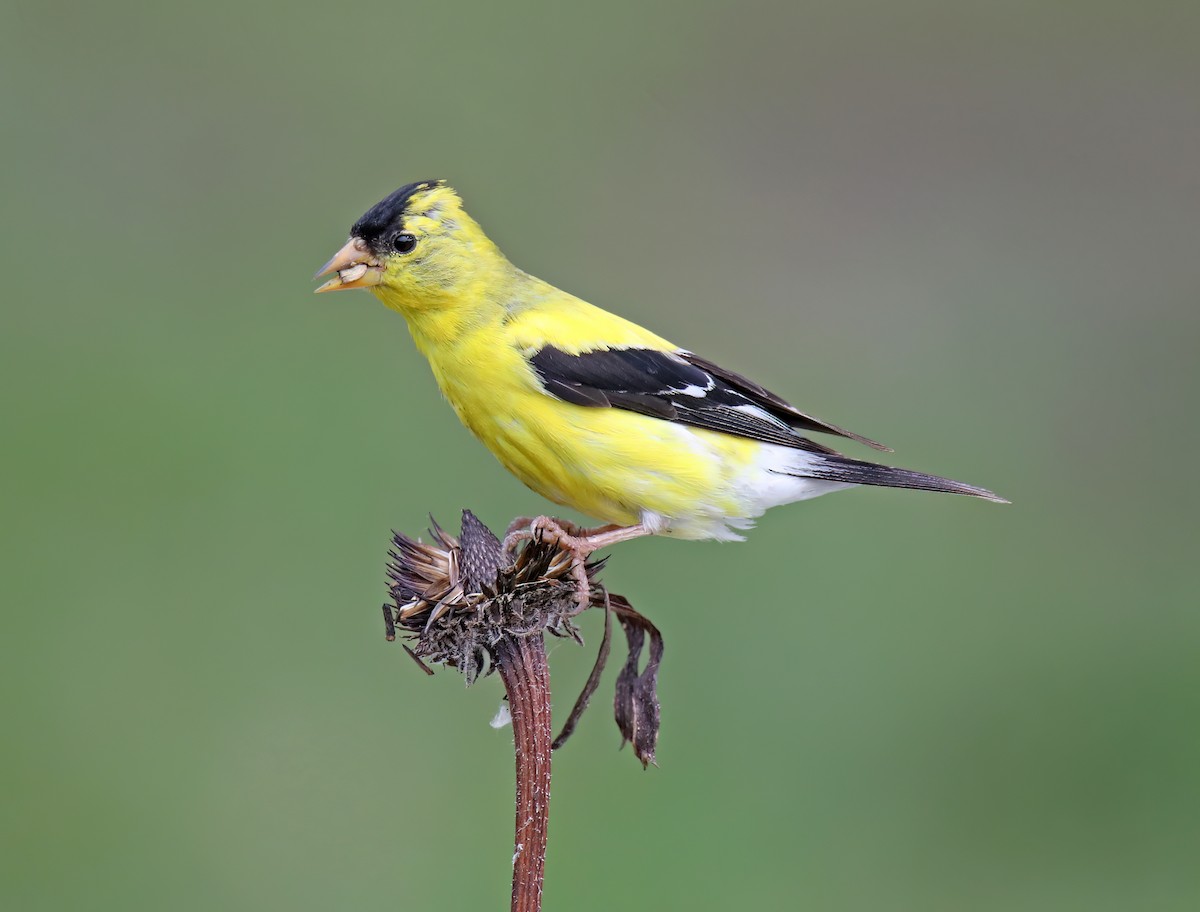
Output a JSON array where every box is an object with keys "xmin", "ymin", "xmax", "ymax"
[
  {"xmin": 384, "ymin": 511, "xmax": 601, "ymax": 683},
  {"xmin": 382, "ymin": 511, "xmax": 663, "ymax": 766}
]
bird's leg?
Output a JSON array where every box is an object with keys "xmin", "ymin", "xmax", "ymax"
[
  {"xmin": 563, "ymin": 523, "xmax": 654, "ymax": 552},
  {"xmin": 506, "ymin": 517, "xmax": 652, "ymax": 614},
  {"xmin": 503, "ymin": 517, "xmax": 635, "ymax": 550},
  {"xmin": 502, "ymin": 516, "xmax": 653, "ymax": 612}
]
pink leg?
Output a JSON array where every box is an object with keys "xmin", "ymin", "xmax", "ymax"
[
  {"xmin": 504, "ymin": 516, "xmax": 653, "ymax": 614},
  {"xmin": 502, "ymin": 516, "xmax": 623, "ymax": 554},
  {"xmin": 563, "ymin": 523, "xmax": 654, "ymax": 552}
]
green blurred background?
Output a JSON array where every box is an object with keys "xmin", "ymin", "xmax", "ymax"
[{"xmin": 4, "ymin": 1, "xmax": 1198, "ymax": 909}]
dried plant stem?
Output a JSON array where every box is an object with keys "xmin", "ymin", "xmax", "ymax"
[
  {"xmin": 386, "ymin": 512, "xmax": 665, "ymax": 908},
  {"xmin": 495, "ymin": 633, "xmax": 552, "ymax": 912}
]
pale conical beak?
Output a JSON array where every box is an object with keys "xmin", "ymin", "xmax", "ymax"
[{"xmin": 313, "ymin": 237, "xmax": 385, "ymax": 293}]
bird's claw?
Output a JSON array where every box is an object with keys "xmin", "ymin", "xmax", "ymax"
[
  {"xmin": 502, "ymin": 517, "xmax": 651, "ymax": 615},
  {"xmin": 501, "ymin": 516, "xmax": 538, "ymax": 555},
  {"xmin": 502, "ymin": 516, "xmax": 594, "ymax": 615},
  {"xmin": 502, "ymin": 515, "xmax": 591, "ymax": 553}
]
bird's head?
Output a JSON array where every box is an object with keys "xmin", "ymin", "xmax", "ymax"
[{"xmin": 315, "ymin": 180, "xmax": 500, "ymax": 311}]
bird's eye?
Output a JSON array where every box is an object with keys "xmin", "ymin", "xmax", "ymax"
[{"xmin": 392, "ymin": 233, "xmax": 417, "ymax": 254}]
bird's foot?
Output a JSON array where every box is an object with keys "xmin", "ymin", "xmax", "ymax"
[
  {"xmin": 503, "ymin": 516, "xmax": 651, "ymax": 615},
  {"xmin": 501, "ymin": 515, "xmax": 596, "ymax": 553}
]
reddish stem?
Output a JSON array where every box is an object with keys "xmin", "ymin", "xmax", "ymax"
[{"xmin": 495, "ymin": 634, "xmax": 552, "ymax": 912}]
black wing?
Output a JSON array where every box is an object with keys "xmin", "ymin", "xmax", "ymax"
[{"xmin": 528, "ymin": 346, "xmax": 890, "ymax": 454}]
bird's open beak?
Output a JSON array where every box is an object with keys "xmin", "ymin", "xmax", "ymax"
[{"xmin": 313, "ymin": 238, "xmax": 385, "ymax": 293}]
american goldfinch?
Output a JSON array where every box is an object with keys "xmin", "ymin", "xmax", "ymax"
[{"xmin": 316, "ymin": 180, "xmax": 1005, "ymax": 559}]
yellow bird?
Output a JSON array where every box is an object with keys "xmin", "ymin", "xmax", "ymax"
[{"xmin": 316, "ymin": 181, "xmax": 1005, "ymax": 566}]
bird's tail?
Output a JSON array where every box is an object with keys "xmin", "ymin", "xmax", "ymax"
[{"xmin": 794, "ymin": 454, "xmax": 1009, "ymax": 503}]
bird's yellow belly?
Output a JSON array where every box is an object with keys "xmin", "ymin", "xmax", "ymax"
[{"xmin": 456, "ymin": 385, "xmax": 761, "ymax": 536}]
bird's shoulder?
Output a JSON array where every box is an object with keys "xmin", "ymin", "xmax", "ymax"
[{"xmin": 504, "ymin": 293, "xmax": 677, "ymax": 357}]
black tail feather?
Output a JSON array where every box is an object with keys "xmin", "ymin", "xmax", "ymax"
[{"xmin": 798, "ymin": 455, "xmax": 1009, "ymax": 503}]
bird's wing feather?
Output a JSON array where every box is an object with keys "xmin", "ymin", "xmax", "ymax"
[
  {"xmin": 528, "ymin": 345, "xmax": 889, "ymax": 454},
  {"xmin": 679, "ymin": 352, "xmax": 891, "ymax": 452}
]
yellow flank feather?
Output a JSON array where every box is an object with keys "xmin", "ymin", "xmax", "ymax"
[{"xmin": 315, "ymin": 181, "xmax": 1006, "ymax": 542}]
